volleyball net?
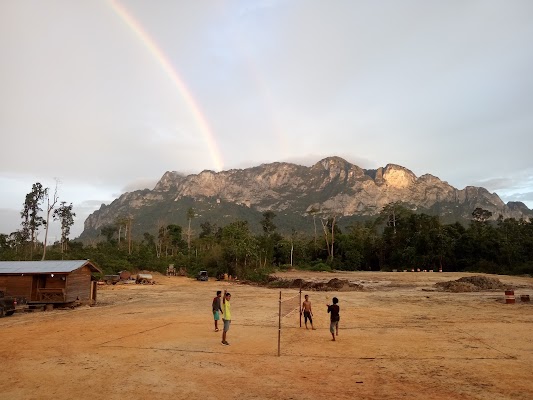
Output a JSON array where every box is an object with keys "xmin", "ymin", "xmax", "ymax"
[
  {"xmin": 277, "ymin": 290, "xmax": 302, "ymax": 356},
  {"xmin": 280, "ymin": 292, "xmax": 301, "ymax": 318}
]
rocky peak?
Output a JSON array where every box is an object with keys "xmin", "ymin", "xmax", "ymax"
[
  {"xmin": 382, "ymin": 164, "xmax": 417, "ymax": 188},
  {"xmin": 311, "ymin": 156, "xmax": 366, "ymax": 183},
  {"xmin": 418, "ymin": 174, "xmax": 441, "ymax": 184},
  {"xmin": 507, "ymin": 202, "xmax": 531, "ymax": 215},
  {"xmin": 463, "ymin": 186, "xmax": 505, "ymax": 208},
  {"xmin": 154, "ymin": 171, "xmax": 185, "ymax": 191}
]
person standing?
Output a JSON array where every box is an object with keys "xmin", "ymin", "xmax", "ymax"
[
  {"xmin": 327, "ymin": 297, "xmax": 340, "ymax": 341},
  {"xmin": 212, "ymin": 291, "xmax": 222, "ymax": 332},
  {"xmin": 301, "ymin": 294, "xmax": 316, "ymax": 330},
  {"xmin": 221, "ymin": 290, "xmax": 232, "ymax": 345}
]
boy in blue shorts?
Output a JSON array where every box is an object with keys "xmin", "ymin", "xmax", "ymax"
[
  {"xmin": 212, "ymin": 291, "xmax": 222, "ymax": 332},
  {"xmin": 221, "ymin": 290, "xmax": 232, "ymax": 345}
]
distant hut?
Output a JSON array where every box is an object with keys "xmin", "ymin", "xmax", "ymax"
[{"xmin": 0, "ymin": 260, "xmax": 102, "ymax": 305}]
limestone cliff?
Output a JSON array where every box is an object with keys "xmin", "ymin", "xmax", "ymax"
[{"xmin": 80, "ymin": 157, "xmax": 532, "ymax": 240}]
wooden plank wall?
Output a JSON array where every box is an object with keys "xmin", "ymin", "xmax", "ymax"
[
  {"xmin": 66, "ymin": 266, "xmax": 92, "ymax": 302},
  {"xmin": 0, "ymin": 275, "xmax": 33, "ymax": 298},
  {"xmin": 46, "ymin": 275, "xmax": 67, "ymax": 289}
]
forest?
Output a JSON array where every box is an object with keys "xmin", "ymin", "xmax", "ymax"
[{"xmin": 1, "ymin": 182, "xmax": 532, "ymax": 279}]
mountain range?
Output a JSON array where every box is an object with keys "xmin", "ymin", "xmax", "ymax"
[{"xmin": 79, "ymin": 156, "xmax": 532, "ymax": 241}]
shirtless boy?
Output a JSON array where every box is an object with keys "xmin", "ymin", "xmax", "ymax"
[{"xmin": 301, "ymin": 294, "xmax": 315, "ymax": 330}]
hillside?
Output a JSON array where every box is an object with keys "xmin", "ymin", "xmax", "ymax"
[{"xmin": 79, "ymin": 157, "xmax": 533, "ymax": 241}]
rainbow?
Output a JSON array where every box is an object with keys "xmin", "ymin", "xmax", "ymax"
[{"xmin": 109, "ymin": 0, "xmax": 224, "ymax": 171}]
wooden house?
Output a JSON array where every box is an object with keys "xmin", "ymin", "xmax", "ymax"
[{"xmin": 0, "ymin": 260, "xmax": 101, "ymax": 305}]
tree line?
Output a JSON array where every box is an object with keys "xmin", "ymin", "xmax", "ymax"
[
  {"xmin": 1, "ymin": 183, "xmax": 533, "ymax": 279},
  {"xmin": 1, "ymin": 181, "xmax": 76, "ymax": 261}
]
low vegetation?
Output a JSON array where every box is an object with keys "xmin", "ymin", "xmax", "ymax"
[{"xmin": 2, "ymin": 186, "xmax": 533, "ymax": 280}]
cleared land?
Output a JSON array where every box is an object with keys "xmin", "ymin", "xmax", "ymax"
[{"xmin": 1, "ymin": 271, "xmax": 532, "ymax": 400}]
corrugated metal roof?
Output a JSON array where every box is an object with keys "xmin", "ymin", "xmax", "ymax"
[{"xmin": 0, "ymin": 260, "xmax": 101, "ymax": 274}]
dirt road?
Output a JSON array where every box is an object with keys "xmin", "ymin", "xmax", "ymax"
[{"xmin": 1, "ymin": 271, "xmax": 532, "ymax": 400}]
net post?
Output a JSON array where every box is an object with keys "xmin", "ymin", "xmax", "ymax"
[
  {"xmin": 299, "ymin": 283, "xmax": 302, "ymax": 328},
  {"xmin": 278, "ymin": 290, "xmax": 281, "ymax": 357}
]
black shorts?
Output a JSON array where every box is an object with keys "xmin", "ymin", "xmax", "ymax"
[{"xmin": 303, "ymin": 311, "xmax": 313, "ymax": 323}]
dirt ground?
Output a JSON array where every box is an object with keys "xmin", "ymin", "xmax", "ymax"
[{"xmin": 1, "ymin": 271, "xmax": 532, "ymax": 400}]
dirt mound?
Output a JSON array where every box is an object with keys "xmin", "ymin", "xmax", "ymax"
[
  {"xmin": 327, "ymin": 278, "xmax": 345, "ymax": 289},
  {"xmin": 436, "ymin": 275, "xmax": 506, "ymax": 292},
  {"xmin": 291, "ymin": 278, "xmax": 306, "ymax": 288}
]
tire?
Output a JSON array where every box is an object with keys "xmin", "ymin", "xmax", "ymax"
[
  {"xmin": 0, "ymin": 307, "xmax": 4, "ymax": 318},
  {"xmin": 6, "ymin": 310, "xmax": 14, "ymax": 316}
]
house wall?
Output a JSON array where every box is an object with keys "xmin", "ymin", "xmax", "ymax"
[
  {"xmin": 0, "ymin": 275, "xmax": 33, "ymax": 298},
  {"xmin": 46, "ymin": 275, "xmax": 66, "ymax": 289},
  {"xmin": 66, "ymin": 266, "xmax": 92, "ymax": 302}
]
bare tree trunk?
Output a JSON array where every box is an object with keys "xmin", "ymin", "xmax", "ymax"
[
  {"xmin": 128, "ymin": 217, "xmax": 132, "ymax": 255},
  {"xmin": 330, "ymin": 216, "xmax": 336, "ymax": 260},
  {"xmin": 187, "ymin": 219, "xmax": 192, "ymax": 252},
  {"xmin": 30, "ymin": 231, "xmax": 35, "ymax": 259},
  {"xmin": 313, "ymin": 215, "xmax": 317, "ymax": 248},
  {"xmin": 42, "ymin": 182, "xmax": 59, "ymax": 261},
  {"xmin": 320, "ymin": 219, "xmax": 331, "ymax": 258},
  {"xmin": 290, "ymin": 242, "xmax": 294, "ymax": 266}
]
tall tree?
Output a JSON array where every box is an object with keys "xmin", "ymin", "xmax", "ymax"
[
  {"xmin": 320, "ymin": 216, "xmax": 341, "ymax": 261},
  {"xmin": 42, "ymin": 180, "xmax": 60, "ymax": 260},
  {"xmin": 127, "ymin": 215, "xmax": 133, "ymax": 255},
  {"xmin": 472, "ymin": 207, "xmax": 493, "ymax": 223},
  {"xmin": 115, "ymin": 216, "xmax": 130, "ymax": 247},
  {"xmin": 307, "ymin": 206, "xmax": 319, "ymax": 249},
  {"xmin": 378, "ymin": 202, "xmax": 411, "ymax": 235},
  {"xmin": 167, "ymin": 224, "xmax": 185, "ymax": 256},
  {"xmin": 21, "ymin": 182, "xmax": 47, "ymax": 258},
  {"xmin": 100, "ymin": 225, "xmax": 117, "ymax": 243},
  {"xmin": 259, "ymin": 211, "xmax": 279, "ymax": 267},
  {"xmin": 186, "ymin": 208, "xmax": 196, "ymax": 252},
  {"xmin": 53, "ymin": 201, "xmax": 76, "ymax": 254},
  {"xmin": 260, "ymin": 210, "xmax": 277, "ymax": 236},
  {"xmin": 221, "ymin": 220, "xmax": 257, "ymax": 277}
]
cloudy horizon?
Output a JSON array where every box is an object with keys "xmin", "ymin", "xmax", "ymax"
[{"xmin": 1, "ymin": 0, "xmax": 532, "ymax": 239}]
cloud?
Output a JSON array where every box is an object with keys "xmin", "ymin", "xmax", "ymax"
[
  {"xmin": 238, "ymin": 0, "xmax": 280, "ymax": 18},
  {"xmin": 503, "ymin": 192, "xmax": 533, "ymax": 203},
  {"xmin": 279, "ymin": 154, "xmax": 378, "ymax": 169},
  {"xmin": 474, "ymin": 168, "xmax": 533, "ymax": 209},
  {"xmin": 121, "ymin": 178, "xmax": 160, "ymax": 193},
  {"xmin": 0, "ymin": 208, "xmax": 22, "ymax": 235},
  {"xmin": 475, "ymin": 178, "xmax": 517, "ymax": 192},
  {"xmin": 474, "ymin": 168, "xmax": 533, "ymax": 192},
  {"xmin": 1, "ymin": 1, "xmax": 533, "ymax": 233}
]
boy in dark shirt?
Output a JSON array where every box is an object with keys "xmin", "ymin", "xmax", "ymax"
[
  {"xmin": 327, "ymin": 297, "xmax": 340, "ymax": 341},
  {"xmin": 212, "ymin": 291, "xmax": 222, "ymax": 332}
]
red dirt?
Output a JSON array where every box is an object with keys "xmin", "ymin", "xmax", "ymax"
[{"xmin": 1, "ymin": 271, "xmax": 532, "ymax": 400}]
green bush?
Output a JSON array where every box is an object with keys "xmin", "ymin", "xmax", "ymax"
[
  {"xmin": 298, "ymin": 262, "xmax": 332, "ymax": 272},
  {"xmin": 510, "ymin": 263, "xmax": 533, "ymax": 276},
  {"xmin": 278, "ymin": 264, "xmax": 293, "ymax": 271},
  {"xmin": 243, "ymin": 267, "xmax": 274, "ymax": 283},
  {"xmin": 466, "ymin": 260, "xmax": 502, "ymax": 274}
]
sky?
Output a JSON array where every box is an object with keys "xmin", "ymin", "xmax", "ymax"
[{"xmin": 1, "ymin": 0, "xmax": 533, "ymax": 241}]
